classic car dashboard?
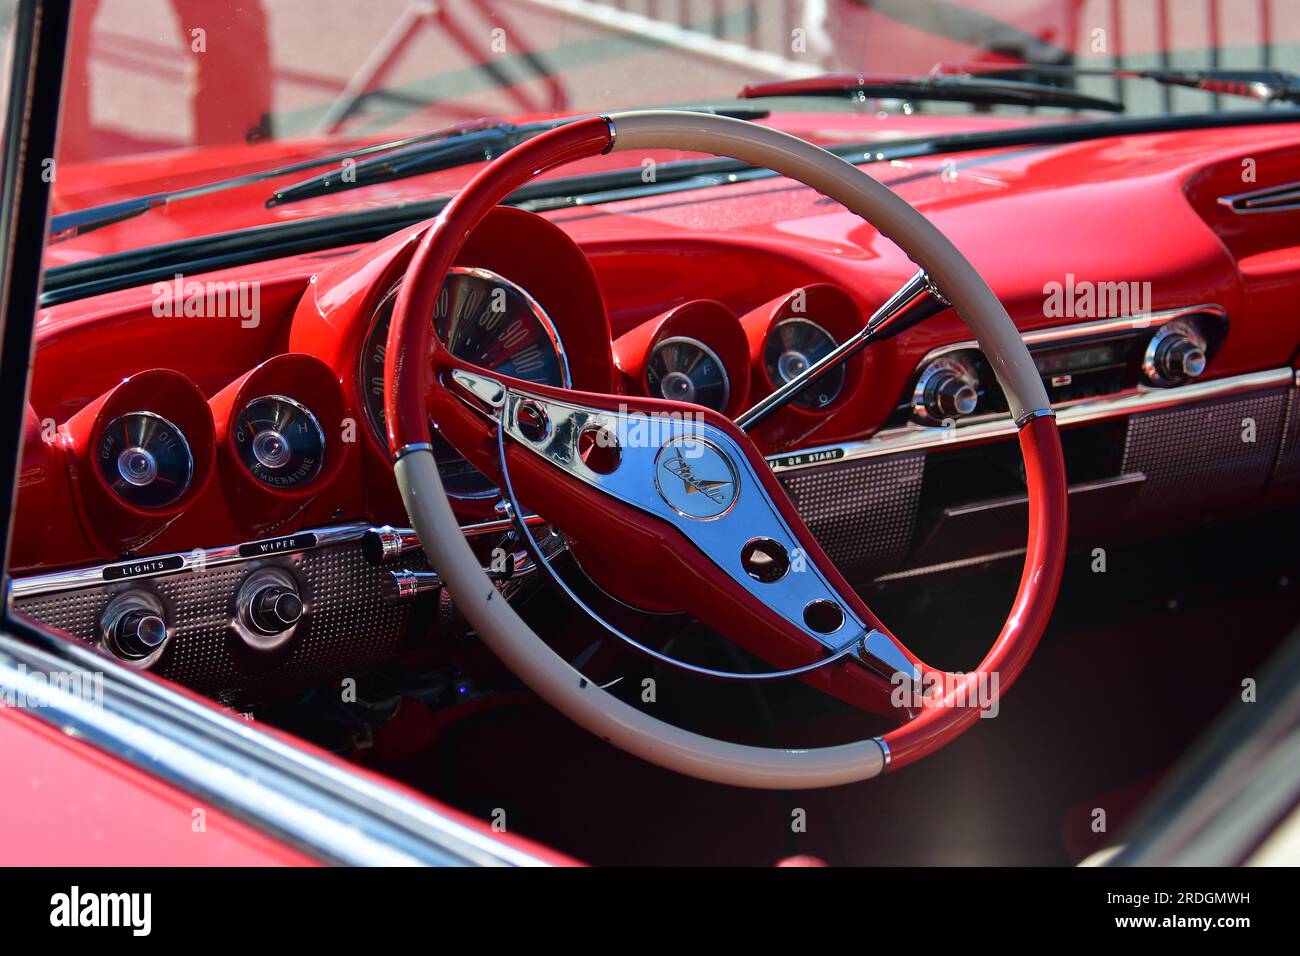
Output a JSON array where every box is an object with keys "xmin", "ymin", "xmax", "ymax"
[{"xmin": 10, "ymin": 130, "xmax": 1300, "ymax": 703}]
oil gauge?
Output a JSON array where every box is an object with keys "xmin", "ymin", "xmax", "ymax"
[
  {"xmin": 234, "ymin": 396, "xmax": 325, "ymax": 490},
  {"xmin": 96, "ymin": 411, "xmax": 194, "ymax": 509}
]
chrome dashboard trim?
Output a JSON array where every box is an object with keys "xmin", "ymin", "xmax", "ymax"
[
  {"xmin": 8, "ymin": 518, "xmax": 536, "ymax": 600},
  {"xmin": 914, "ymin": 303, "xmax": 1229, "ymax": 367},
  {"xmin": 1217, "ymin": 180, "xmax": 1300, "ymax": 214},
  {"xmin": 767, "ymin": 367, "xmax": 1294, "ymax": 472}
]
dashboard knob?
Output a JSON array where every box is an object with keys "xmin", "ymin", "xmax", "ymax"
[
  {"xmin": 248, "ymin": 584, "xmax": 303, "ymax": 635},
  {"xmin": 111, "ymin": 608, "xmax": 168, "ymax": 659},
  {"xmin": 913, "ymin": 356, "xmax": 981, "ymax": 425},
  {"xmin": 931, "ymin": 373, "xmax": 980, "ymax": 418},
  {"xmin": 924, "ymin": 370, "xmax": 979, "ymax": 421},
  {"xmin": 1154, "ymin": 334, "xmax": 1207, "ymax": 382}
]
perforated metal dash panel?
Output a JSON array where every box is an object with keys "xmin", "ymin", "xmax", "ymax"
[
  {"xmin": 1121, "ymin": 389, "xmax": 1287, "ymax": 516},
  {"xmin": 13, "ymin": 542, "xmax": 423, "ymax": 701},
  {"xmin": 778, "ymin": 452, "xmax": 924, "ymax": 583}
]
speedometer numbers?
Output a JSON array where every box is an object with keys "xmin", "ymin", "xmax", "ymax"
[{"xmin": 361, "ymin": 267, "xmax": 569, "ymax": 498}]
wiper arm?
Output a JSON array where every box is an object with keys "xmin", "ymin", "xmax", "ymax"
[
  {"xmin": 50, "ymin": 196, "xmax": 168, "ymax": 242},
  {"xmin": 265, "ymin": 106, "xmax": 770, "ymax": 207},
  {"xmin": 739, "ymin": 72, "xmax": 1124, "ymax": 113},
  {"xmin": 935, "ymin": 62, "xmax": 1300, "ymax": 105},
  {"xmin": 265, "ymin": 118, "xmax": 562, "ymax": 207},
  {"xmin": 48, "ymin": 118, "xmax": 524, "ymax": 242}
]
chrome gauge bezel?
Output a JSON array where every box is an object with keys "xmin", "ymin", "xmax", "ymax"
[
  {"xmin": 358, "ymin": 266, "xmax": 571, "ymax": 500},
  {"xmin": 234, "ymin": 394, "xmax": 327, "ymax": 490},
  {"xmin": 96, "ymin": 410, "xmax": 194, "ymax": 510},
  {"xmin": 763, "ymin": 317, "xmax": 845, "ymax": 410},
  {"xmin": 645, "ymin": 335, "xmax": 731, "ymax": 412}
]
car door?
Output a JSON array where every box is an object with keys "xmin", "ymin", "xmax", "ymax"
[{"xmin": 0, "ymin": 0, "xmax": 557, "ymax": 868}]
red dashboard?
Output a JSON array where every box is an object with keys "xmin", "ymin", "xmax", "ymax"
[{"xmin": 11, "ymin": 118, "xmax": 1300, "ymax": 705}]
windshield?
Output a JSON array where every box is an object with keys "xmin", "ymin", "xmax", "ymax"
[{"xmin": 31, "ymin": 0, "xmax": 1300, "ymax": 264}]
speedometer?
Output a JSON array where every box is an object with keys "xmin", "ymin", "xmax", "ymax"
[{"xmin": 360, "ymin": 266, "xmax": 570, "ymax": 498}]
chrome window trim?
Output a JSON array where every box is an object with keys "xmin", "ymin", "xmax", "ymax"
[
  {"xmin": 0, "ymin": 627, "xmax": 550, "ymax": 866},
  {"xmin": 767, "ymin": 367, "xmax": 1294, "ymax": 472}
]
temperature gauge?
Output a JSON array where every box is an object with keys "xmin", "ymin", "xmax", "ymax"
[{"xmin": 234, "ymin": 396, "xmax": 325, "ymax": 490}]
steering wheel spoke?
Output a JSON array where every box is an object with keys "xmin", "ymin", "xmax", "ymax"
[{"xmin": 450, "ymin": 368, "xmax": 922, "ymax": 692}]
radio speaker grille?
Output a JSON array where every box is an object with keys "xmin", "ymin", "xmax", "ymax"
[
  {"xmin": 1121, "ymin": 389, "xmax": 1286, "ymax": 516},
  {"xmin": 778, "ymin": 452, "xmax": 924, "ymax": 582}
]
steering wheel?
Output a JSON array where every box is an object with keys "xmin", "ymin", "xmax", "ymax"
[{"xmin": 383, "ymin": 111, "xmax": 1067, "ymax": 789}]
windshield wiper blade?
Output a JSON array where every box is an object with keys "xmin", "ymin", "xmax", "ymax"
[
  {"xmin": 50, "ymin": 196, "xmax": 168, "ymax": 242},
  {"xmin": 264, "ymin": 106, "xmax": 770, "ymax": 208},
  {"xmin": 935, "ymin": 62, "xmax": 1300, "ymax": 105},
  {"xmin": 739, "ymin": 72, "xmax": 1124, "ymax": 112},
  {"xmin": 265, "ymin": 118, "xmax": 562, "ymax": 207},
  {"xmin": 47, "ymin": 118, "xmax": 522, "ymax": 242}
]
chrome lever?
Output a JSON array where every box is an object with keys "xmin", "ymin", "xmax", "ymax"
[
  {"xmin": 381, "ymin": 546, "xmax": 538, "ymax": 604},
  {"xmin": 735, "ymin": 268, "xmax": 950, "ymax": 432}
]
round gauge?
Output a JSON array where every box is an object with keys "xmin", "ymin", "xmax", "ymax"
[
  {"xmin": 360, "ymin": 266, "xmax": 570, "ymax": 498},
  {"xmin": 646, "ymin": 336, "xmax": 730, "ymax": 412},
  {"xmin": 95, "ymin": 411, "xmax": 193, "ymax": 509},
  {"xmin": 763, "ymin": 318, "xmax": 845, "ymax": 410},
  {"xmin": 234, "ymin": 395, "xmax": 325, "ymax": 489}
]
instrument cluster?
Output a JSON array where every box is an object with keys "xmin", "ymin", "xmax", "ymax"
[
  {"xmin": 614, "ymin": 281, "xmax": 869, "ymax": 434},
  {"xmin": 54, "ymin": 354, "xmax": 346, "ymax": 554}
]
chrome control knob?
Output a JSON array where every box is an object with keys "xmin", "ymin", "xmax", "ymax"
[
  {"xmin": 913, "ymin": 356, "xmax": 981, "ymax": 425},
  {"xmin": 1144, "ymin": 321, "xmax": 1209, "ymax": 386},
  {"xmin": 111, "ymin": 608, "xmax": 168, "ymax": 660},
  {"xmin": 929, "ymin": 372, "xmax": 980, "ymax": 419},
  {"xmin": 248, "ymin": 585, "xmax": 303, "ymax": 635},
  {"xmin": 1153, "ymin": 334, "xmax": 1207, "ymax": 382}
]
